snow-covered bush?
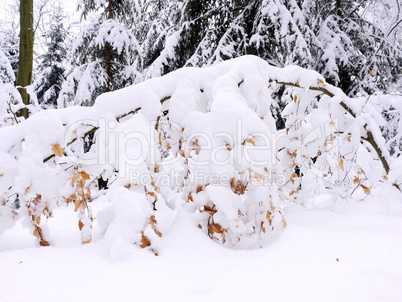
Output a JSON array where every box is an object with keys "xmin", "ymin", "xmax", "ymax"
[{"xmin": 0, "ymin": 56, "xmax": 400, "ymax": 254}]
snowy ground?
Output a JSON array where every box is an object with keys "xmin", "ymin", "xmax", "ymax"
[{"xmin": 1, "ymin": 195, "xmax": 402, "ymax": 302}]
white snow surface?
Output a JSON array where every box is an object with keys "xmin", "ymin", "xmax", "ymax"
[{"xmin": 1, "ymin": 195, "xmax": 402, "ymax": 302}]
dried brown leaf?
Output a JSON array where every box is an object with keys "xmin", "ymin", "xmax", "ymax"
[
  {"xmin": 261, "ymin": 221, "xmax": 266, "ymax": 233},
  {"xmin": 74, "ymin": 199, "xmax": 81, "ymax": 212},
  {"xmin": 80, "ymin": 171, "xmax": 90, "ymax": 180},
  {"xmin": 51, "ymin": 143, "xmax": 64, "ymax": 157},
  {"xmin": 158, "ymin": 133, "xmax": 163, "ymax": 147},
  {"xmin": 191, "ymin": 139, "xmax": 201, "ymax": 155},
  {"xmin": 77, "ymin": 179, "xmax": 86, "ymax": 189},
  {"xmin": 361, "ymin": 184, "xmax": 371, "ymax": 195},
  {"xmin": 281, "ymin": 214, "xmax": 287, "ymax": 228},
  {"xmin": 230, "ymin": 178, "xmax": 236, "ymax": 190},
  {"xmin": 71, "ymin": 173, "xmax": 80, "ymax": 186},
  {"xmin": 202, "ymin": 205, "xmax": 217, "ymax": 215},
  {"xmin": 147, "ymin": 191, "xmax": 156, "ymax": 198},
  {"xmin": 208, "ymin": 222, "xmax": 226, "ymax": 235},
  {"xmin": 195, "ymin": 185, "xmax": 203, "ymax": 194},
  {"xmin": 140, "ymin": 232, "xmax": 151, "ymax": 248},
  {"xmin": 24, "ymin": 186, "xmax": 31, "ymax": 195},
  {"xmin": 250, "ymin": 172, "xmax": 264, "ymax": 182},
  {"xmin": 40, "ymin": 240, "xmax": 50, "ymax": 247},
  {"xmin": 33, "ymin": 227, "xmax": 42, "ymax": 238},
  {"xmin": 234, "ymin": 182, "xmax": 246, "ymax": 195},
  {"xmin": 245, "ymin": 137, "xmax": 256, "ymax": 146},
  {"xmin": 339, "ymin": 156, "xmax": 344, "ymax": 171}
]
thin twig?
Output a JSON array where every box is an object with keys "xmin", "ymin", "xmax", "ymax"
[{"xmin": 7, "ymin": 101, "xmax": 19, "ymax": 124}]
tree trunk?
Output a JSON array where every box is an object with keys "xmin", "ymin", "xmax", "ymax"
[
  {"xmin": 105, "ymin": 0, "xmax": 113, "ymax": 92},
  {"xmin": 16, "ymin": 0, "xmax": 34, "ymax": 119},
  {"xmin": 336, "ymin": 0, "xmax": 342, "ymax": 16}
]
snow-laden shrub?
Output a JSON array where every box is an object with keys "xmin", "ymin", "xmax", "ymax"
[{"xmin": 0, "ymin": 56, "xmax": 400, "ymax": 253}]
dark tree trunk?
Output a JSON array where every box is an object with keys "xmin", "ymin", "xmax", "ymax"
[
  {"xmin": 336, "ymin": 0, "xmax": 342, "ymax": 16},
  {"xmin": 105, "ymin": 0, "xmax": 113, "ymax": 92},
  {"xmin": 16, "ymin": 0, "xmax": 34, "ymax": 119}
]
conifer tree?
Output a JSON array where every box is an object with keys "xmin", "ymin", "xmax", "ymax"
[
  {"xmin": 139, "ymin": 0, "xmax": 234, "ymax": 78},
  {"xmin": 1, "ymin": 38, "xmax": 19, "ymax": 83},
  {"xmin": 0, "ymin": 34, "xmax": 23, "ymax": 127},
  {"xmin": 140, "ymin": 0, "xmax": 402, "ymax": 96},
  {"xmin": 308, "ymin": 0, "xmax": 402, "ymax": 95},
  {"xmin": 58, "ymin": 0, "xmax": 141, "ymax": 107},
  {"xmin": 34, "ymin": 4, "xmax": 67, "ymax": 108},
  {"xmin": 138, "ymin": 0, "xmax": 180, "ymax": 76},
  {"xmin": 0, "ymin": 37, "xmax": 15, "ymax": 85}
]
